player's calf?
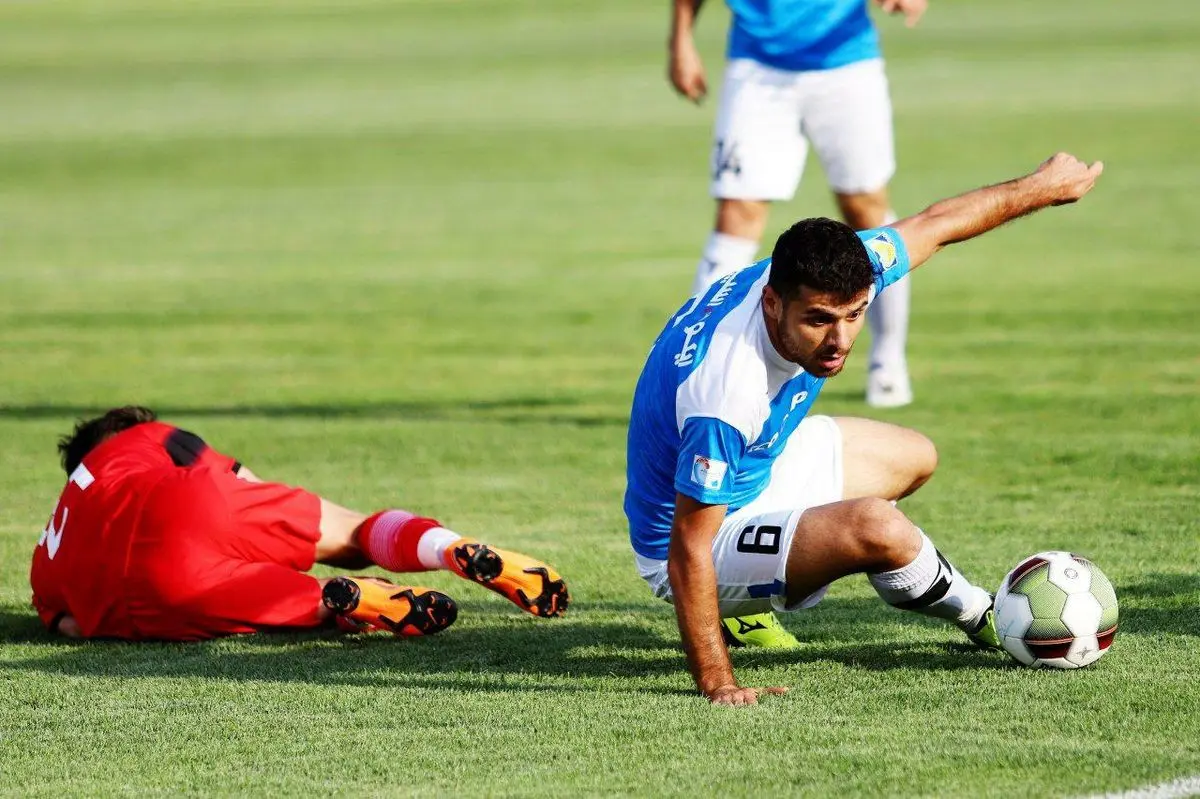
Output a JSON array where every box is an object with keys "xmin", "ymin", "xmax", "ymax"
[
  {"xmin": 787, "ymin": 499, "xmax": 992, "ymax": 643},
  {"xmin": 856, "ymin": 506, "xmax": 994, "ymax": 641},
  {"xmin": 354, "ymin": 509, "xmax": 569, "ymax": 618}
]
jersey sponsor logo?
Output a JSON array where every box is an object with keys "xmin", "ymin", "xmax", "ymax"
[
  {"xmin": 670, "ymin": 295, "xmax": 703, "ymax": 329},
  {"xmin": 748, "ymin": 391, "xmax": 811, "ymax": 453},
  {"xmin": 691, "ymin": 455, "xmax": 727, "ymax": 490},
  {"xmin": 673, "ymin": 321, "xmax": 706, "ymax": 368},
  {"xmin": 707, "ymin": 273, "xmax": 737, "ymax": 307},
  {"xmin": 747, "ymin": 431, "xmax": 778, "ymax": 453},
  {"xmin": 865, "ymin": 233, "xmax": 898, "ymax": 271}
]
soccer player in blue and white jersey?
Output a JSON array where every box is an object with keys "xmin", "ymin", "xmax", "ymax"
[
  {"xmin": 625, "ymin": 153, "xmax": 1102, "ymax": 705},
  {"xmin": 669, "ymin": 0, "xmax": 926, "ymax": 408}
]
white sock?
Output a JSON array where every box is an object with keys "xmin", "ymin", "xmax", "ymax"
[
  {"xmin": 868, "ymin": 531, "xmax": 991, "ymax": 630},
  {"xmin": 867, "ymin": 210, "xmax": 910, "ymax": 374},
  {"xmin": 416, "ymin": 526, "xmax": 462, "ymax": 570},
  {"xmin": 690, "ymin": 231, "xmax": 759, "ymax": 296}
]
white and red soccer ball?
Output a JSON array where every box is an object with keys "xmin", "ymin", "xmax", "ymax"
[{"xmin": 994, "ymin": 551, "xmax": 1119, "ymax": 669}]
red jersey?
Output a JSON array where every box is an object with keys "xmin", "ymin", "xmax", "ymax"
[{"xmin": 30, "ymin": 422, "xmax": 237, "ymax": 637}]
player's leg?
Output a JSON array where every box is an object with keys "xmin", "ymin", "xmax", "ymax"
[
  {"xmin": 801, "ymin": 58, "xmax": 911, "ymax": 407},
  {"xmin": 692, "ymin": 59, "xmax": 807, "ymax": 295},
  {"xmin": 779, "ymin": 498, "xmax": 996, "ymax": 645},
  {"xmin": 714, "ymin": 415, "xmax": 848, "ymax": 648},
  {"xmin": 343, "ymin": 508, "xmax": 569, "ymax": 618},
  {"xmin": 143, "ymin": 474, "xmax": 458, "ymax": 639},
  {"xmin": 834, "ymin": 416, "xmax": 938, "ymax": 502},
  {"xmin": 711, "ymin": 415, "xmax": 995, "ymax": 647},
  {"xmin": 241, "ymin": 475, "xmax": 567, "ymax": 619}
]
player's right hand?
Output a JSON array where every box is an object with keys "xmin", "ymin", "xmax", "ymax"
[
  {"xmin": 1033, "ymin": 152, "xmax": 1104, "ymax": 205},
  {"xmin": 705, "ymin": 684, "xmax": 789, "ymax": 706},
  {"xmin": 877, "ymin": 0, "xmax": 927, "ymax": 28},
  {"xmin": 669, "ymin": 36, "xmax": 708, "ymax": 103}
]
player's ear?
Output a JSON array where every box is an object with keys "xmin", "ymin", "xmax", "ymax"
[{"xmin": 762, "ymin": 285, "xmax": 784, "ymax": 321}]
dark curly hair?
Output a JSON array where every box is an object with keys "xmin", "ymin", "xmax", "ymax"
[
  {"xmin": 58, "ymin": 406, "xmax": 157, "ymax": 475},
  {"xmin": 767, "ymin": 217, "xmax": 875, "ymax": 303}
]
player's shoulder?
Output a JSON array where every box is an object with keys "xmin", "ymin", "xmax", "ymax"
[
  {"xmin": 82, "ymin": 421, "xmax": 178, "ymax": 478},
  {"xmin": 674, "ymin": 284, "xmax": 775, "ymax": 438},
  {"xmin": 651, "ymin": 264, "xmax": 765, "ymax": 365}
]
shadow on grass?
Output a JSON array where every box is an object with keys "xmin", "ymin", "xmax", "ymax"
[
  {"xmin": 1117, "ymin": 572, "xmax": 1200, "ymax": 637},
  {"xmin": 0, "ymin": 399, "xmax": 629, "ymax": 428},
  {"xmin": 1, "ymin": 598, "xmax": 1012, "ymax": 694}
]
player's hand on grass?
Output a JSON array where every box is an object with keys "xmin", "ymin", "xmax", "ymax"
[
  {"xmin": 1031, "ymin": 152, "xmax": 1105, "ymax": 205},
  {"xmin": 877, "ymin": 0, "xmax": 927, "ymax": 28},
  {"xmin": 705, "ymin": 684, "xmax": 789, "ymax": 707},
  {"xmin": 54, "ymin": 614, "xmax": 81, "ymax": 638},
  {"xmin": 669, "ymin": 34, "xmax": 708, "ymax": 103}
]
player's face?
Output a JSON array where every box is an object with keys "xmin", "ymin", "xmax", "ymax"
[{"xmin": 762, "ymin": 285, "xmax": 871, "ymax": 377}]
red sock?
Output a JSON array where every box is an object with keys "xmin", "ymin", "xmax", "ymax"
[{"xmin": 355, "ymin": 509, "xmax": 443, "ymax": 573}]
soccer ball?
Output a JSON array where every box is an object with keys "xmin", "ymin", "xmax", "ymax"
[{"xmin": 994, "ymin": 551, "xmax": 1119, "ymax": 669}]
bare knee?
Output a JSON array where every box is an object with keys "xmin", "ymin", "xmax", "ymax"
[
  {"xmin": 837, "ymin": 417, "xmax": 939, "ymax": 501},
  {"xmin": 903, "ymin": 432, "xmax": 938, "ymax": 497},
  {"xmin": 843, "ymin": 498, "xmax": 921, "ymax": 571},
  {"xmin": 715, "ymin": 198, "xmax": 770, "ymax": 241},
  {"xmin": 835, "ymin": 189, "xmax": 890, "ymax": 230}
]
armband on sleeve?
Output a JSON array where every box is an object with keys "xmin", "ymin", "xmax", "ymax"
[{"xmin": 858, "ymin": 227, "xmax": 911, "ymax": 296}]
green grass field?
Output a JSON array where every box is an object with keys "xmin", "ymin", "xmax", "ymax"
[{"xmin": 1, "ymin": 0, "xmax": 1197, "ymax": 795}]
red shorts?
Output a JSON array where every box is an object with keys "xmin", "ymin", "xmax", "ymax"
[{"xmin": 122, "ymin": 467, "xmax": 324, "ymax": 640}]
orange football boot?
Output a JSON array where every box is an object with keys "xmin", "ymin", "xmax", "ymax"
[
  {"xmin": 444, "ymin": 540, "xmax": 569, "ymax": 618},
  {"xmin": 322, "ymin": 576, "xmax": 457, "ymax": 636}
]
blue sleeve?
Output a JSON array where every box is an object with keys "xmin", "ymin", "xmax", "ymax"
[
  {"xmin": 673, "ymin": 416, "xmax": 747, "ymax": 505},
  {"xmin": 857, "ymin": 227, "xmax": 911, "ymax": 296}
]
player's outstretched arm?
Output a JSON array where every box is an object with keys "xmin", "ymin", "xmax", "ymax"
[
  {"xmin": 893, "ymin": 152, "xmax": 1103, "ymax": 271},
  {"xmin": 668, "ymin": 495, "xmax": 788, "ymax": 706},
  {"xmin": 668, "ymin": 0, "xmax": 708, "ymax": 103}
]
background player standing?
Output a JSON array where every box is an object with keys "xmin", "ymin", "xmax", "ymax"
[
  {"xmin": 668, "ymin": 0, "xmax": 927, "ymax": 408},
  {"xmin": 32, "ymin": 407, "xmax": 569, "ymax": 641}
]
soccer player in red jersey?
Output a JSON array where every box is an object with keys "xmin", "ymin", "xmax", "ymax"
[{"xmin": 30, "ymin": 406, "xmax": 569, "ymax": 641}]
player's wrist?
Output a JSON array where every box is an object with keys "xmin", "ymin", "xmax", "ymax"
[
  {"xmin": 1015, "ymin": 171, "xmax": 1056, "ymax": 210},
  {"xmin": 701, "ymin": 682, "xmax": 740, "ymax": 700},
  {"xmin": 668, "ymin": 25, "xmax": 695, "ymax": 48},
  {"xmin": 696, "ymin": 670, "xmax": 738, "ymax": 695}
]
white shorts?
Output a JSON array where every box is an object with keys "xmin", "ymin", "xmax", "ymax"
[
  {"xmin": 710, "ymin": 58, "xmax": 896, "ymax": 201},
  {"xmin": 636, "ymin": 415, "xmax": 844, "ymax": 617}
]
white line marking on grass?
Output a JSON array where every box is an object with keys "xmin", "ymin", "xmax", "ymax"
[{"xmin": 1077, "ymin": 775, "xmax": 1200, "ymax": 799}]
